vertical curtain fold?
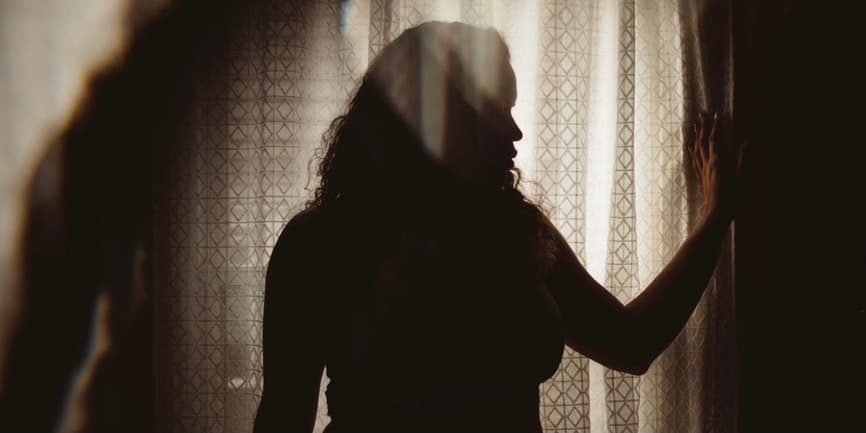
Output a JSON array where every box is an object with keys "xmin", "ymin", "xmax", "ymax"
[
  {"xmin": 677, "ymin": 1, "xmax": 738, "ymax": 431},
  {"xmin": 156, "ymin": 1, "xmax": 737, "ymax": 431}
]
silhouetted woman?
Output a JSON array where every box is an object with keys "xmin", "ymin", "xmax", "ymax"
[{"xmin": 254, "ymin": 21, "xmax": 741, "ymax": 432}]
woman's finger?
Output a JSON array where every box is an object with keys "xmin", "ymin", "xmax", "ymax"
[
  {"xmin": 709, "ymin": 112, "xmax": 719, "ymax": 157},
  {"xmin": 692, "ymin": 122, "xmax": 699, "ymax": 162},
  {"xmin": 697, "ymin": 113, "xmax": 707, "ymax": 161},
  {"xmin": 692, "ymin": 148, "xmax": 701, "ymax": 175},
  {"xmin": 690, "ymin": 122, "xmax": 703, "ymax": 173},
  {"xmin": 694, "ymin": 114, "xmax": 704, "ymax": 158}
]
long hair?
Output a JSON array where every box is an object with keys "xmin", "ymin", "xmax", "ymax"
[{"xmin": 308, "ymin": 22, "xmax": 556, "ymax": 280}]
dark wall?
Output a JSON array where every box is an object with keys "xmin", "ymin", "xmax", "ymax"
[{"xmin": 735, "ymin": 2, "xmax": 866, "ymax": 432}]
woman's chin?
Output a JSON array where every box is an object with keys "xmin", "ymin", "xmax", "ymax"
[{"xmin": 489, "ymin": 168, "xmax": 517, "ymax": 190}]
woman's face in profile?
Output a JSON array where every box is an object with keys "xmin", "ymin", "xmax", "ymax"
[{"xmin": 440, "ymin": 61, "xmax": 523, "ymax": 188}]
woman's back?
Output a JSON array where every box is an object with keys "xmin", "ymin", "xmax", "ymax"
[{"xmin": 268, "ymin": 200, "xmax": 564, "ymax": 431}]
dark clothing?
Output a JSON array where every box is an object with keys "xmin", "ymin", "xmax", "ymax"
[
  {"xmin": 323, "ymin": 384, "xmax": 544, "ymax": 432},
  {"xmin": 266, "ymin": 199, "xmax": 564, "ymax": 431}
]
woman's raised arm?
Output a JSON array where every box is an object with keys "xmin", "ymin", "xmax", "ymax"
[{"xmin": 545, "ymin": 112, "xmax": 742, "ymax": 375}]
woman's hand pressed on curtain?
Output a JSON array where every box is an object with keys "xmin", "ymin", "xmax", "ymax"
[
  {"xmin": 544, "ymin": 111, "xmax": 742, "ymax": 375},
  {"xmin": 691, "ymin": 112, "xmax": 746, "ymax": 221}
]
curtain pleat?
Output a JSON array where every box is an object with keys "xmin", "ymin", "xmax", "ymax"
[{"xmin": 155, "ymin": 1, "xmax": 736, "ymax": 431}]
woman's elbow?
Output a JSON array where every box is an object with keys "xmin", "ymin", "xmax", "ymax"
[
  {"xmin": 565, "ymin": 339, "xmax": 653, "ymax": 376},
  {"xmin": 592, "ymin": 349, "xmax": 652, "ymax": 376},
  {"xmin": 619, "ymin": 358, "xmax": 651, "ymax": 376},
  {"xmin": 615, "ymin": 333, "xmax": 656, "ymax": 375}
]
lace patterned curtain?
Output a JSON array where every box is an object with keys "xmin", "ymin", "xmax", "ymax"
[{"xmin": 155, "ymin": 0, "xmax": 736, "ymax": 431}]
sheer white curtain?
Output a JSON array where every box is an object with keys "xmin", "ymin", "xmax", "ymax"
[{"xmin": 157, "ymin": 0, "xmax": 736, "ymax": 431}]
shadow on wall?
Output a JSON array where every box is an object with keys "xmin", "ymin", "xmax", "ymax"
[{"xmin": 0, "ymin": 1, "xmax": 273, "ymax": 431}]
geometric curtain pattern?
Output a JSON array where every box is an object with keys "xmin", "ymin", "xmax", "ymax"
[
  {"xmin": 156, "ymin": 1, "xmax": 736, "ymax": 431},
  {"xmin": 535, "ymin": 0, "xmax": 595, "ymax": 430}
]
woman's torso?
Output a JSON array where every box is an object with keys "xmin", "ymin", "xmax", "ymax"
[{"xmin": 293, "ymin": 202, "xmax": 564, "ymax": 431}]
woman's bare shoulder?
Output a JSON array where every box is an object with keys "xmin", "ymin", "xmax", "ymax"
[
  {"xmin": 275, "ymin": 206, "xmax": 336, "ymax": 244},
  {"xmin": 269, "ymin": 207, "xmax": 330, "ymax": 265}
]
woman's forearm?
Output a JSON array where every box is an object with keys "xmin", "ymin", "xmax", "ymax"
[{"xmin": 625, "ymin": 207, "xmax": 731, "ymax": 366}]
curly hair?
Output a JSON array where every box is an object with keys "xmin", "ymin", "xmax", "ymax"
[{"xmin": 307, "ymin": 22, "xmax": 556, "ymax": 280}]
